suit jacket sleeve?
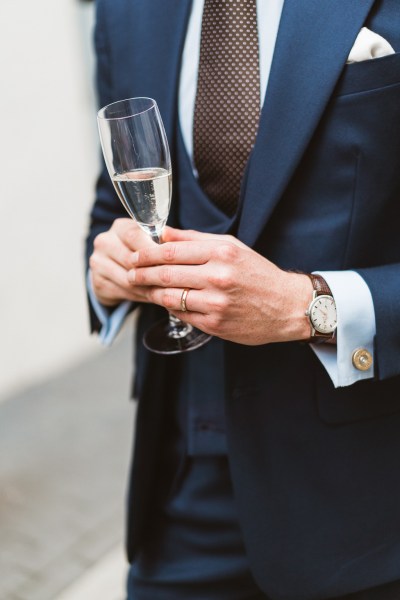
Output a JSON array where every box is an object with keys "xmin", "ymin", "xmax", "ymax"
[
  {"xmin": 85, "ymin": 0, "xmax": 136, "ymax": 333},
  {"xmin": 355, "ymin": 264, "xmax": 400, "ymax": 381}
]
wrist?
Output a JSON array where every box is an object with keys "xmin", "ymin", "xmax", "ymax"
[{"xmin": 281, "ymin": 272, "xmax": 314, "ymax": 341}]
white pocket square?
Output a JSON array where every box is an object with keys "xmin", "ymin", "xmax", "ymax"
[{"xmin": 347, "ymin": 27, "xmax": 395, "ymax": 64}]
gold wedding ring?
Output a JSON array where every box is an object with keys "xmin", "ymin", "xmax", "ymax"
[{"xmin": 180, "ymin": 288, "xmax": 190, "ymax": 312}]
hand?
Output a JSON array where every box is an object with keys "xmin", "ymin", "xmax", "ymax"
[
  {"xmin": 89, "ymin": 218, "xmax": 157, "ymax": 306},
  {"xmin": 128, "ymin": 227, "xmax": 313, "ymax": 345}
]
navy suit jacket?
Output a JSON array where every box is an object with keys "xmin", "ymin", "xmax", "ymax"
[{"xmin": 87, "ymin": 1, "xmax": 400, "ymax": 598}]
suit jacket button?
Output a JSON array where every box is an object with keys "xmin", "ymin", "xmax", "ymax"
[{"xmin": 352, "ymin": 348, "xmax": 373, "ymax": 371}]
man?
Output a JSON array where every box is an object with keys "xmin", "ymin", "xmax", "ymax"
[{"xmin": 86, "ymin": 1, "xmax": 400, "ymax": 598}]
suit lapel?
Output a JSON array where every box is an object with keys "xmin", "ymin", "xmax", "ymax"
[
  {"xmin": 238, "ymin": 0, "xmax": 376, "ymax": 247},
  {"xmin": 124, "ymin": 0, "xmax": 192, "ymax": 146}
]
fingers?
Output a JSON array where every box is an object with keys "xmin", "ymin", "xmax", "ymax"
[
  {"xmin": 90, "ymin": 255, "xmax": 131, "ymax": 289},
  {"xmin": 129, "ymin": 238, "xmax": 244, "ymax": 292},
  {"xmin": 90, "ymin": 218, "xmax": 154, "ymax": 306},
  {"xmin": 148, "ymin": 286, "xmax": 225, "ymax": 316},
  {"xmin": 131, "ymin": 263, "xmax": 210, "ymax": 289},
  {"xmin": 162, "ymin": 226, "xmax": 211, "ymax": 242},
  {"xmin": 148, "ymin": 286, "xmax": 230, "ymax": 338},
  {"xmin": 91, "ymin": 222, "xmax": 249, "ymax": 315},
  {"xmin": 90, "ymin": 273, "xmax": 142, "ymax": 305},
  {"xmin": 112, "ymin": 218, "xmax": 155, "ymax": 252},
  {"xmin": 163, "ymin": 226, "xmax": 248, "ymax": 249},
  {"xmin": 91, "ymin": 269, "xmax": 154, "ymax": 304},
  {"xmin": 93, "ymin": 219, "xmax": 148, "ymax": 271},
  {"xmin": 90, "ymin": 255, "xmax": 157, "ymax": 305},
  {"xmin": 148, "ymin": 286, "xmax": 205, "ymax": 313},
  {"xmin": 133, "ymin": 240, "xmax": 218, "ymax": 267},
  {"xmin": 93, "ymin": 231, "xmax": 138, "ymax": 270}
]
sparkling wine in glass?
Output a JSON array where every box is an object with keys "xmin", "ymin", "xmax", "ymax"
[{"xmin": 97, "ymin": 97, "xmax": 211, "ymax": 354}]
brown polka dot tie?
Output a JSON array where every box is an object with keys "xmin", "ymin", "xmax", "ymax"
[{"xmin": 193, "ymin": 0, "xmax": 260, "ymax": 217}]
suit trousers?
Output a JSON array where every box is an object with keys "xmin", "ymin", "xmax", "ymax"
[{"xmin": 127, "ymin": 436, "xmax": 400, "ymax": 600}]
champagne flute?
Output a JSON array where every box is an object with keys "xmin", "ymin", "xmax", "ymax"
[{"xmin": 97, "ymin": 97, "xmax": 211, "ymax": 354}]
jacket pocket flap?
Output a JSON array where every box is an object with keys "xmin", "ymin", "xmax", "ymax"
[
  {"xmin": 316, "ymin": 366, "xmax": 400, "ymax": 425},
  {"xmin": 334, "ymin": 52, "xmax": 400, "ymax": 97}
]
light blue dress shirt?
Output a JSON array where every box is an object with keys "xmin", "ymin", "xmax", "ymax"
[{"xmin": 89, "ymin": 0, "xmax": 376, "ymax": 387}]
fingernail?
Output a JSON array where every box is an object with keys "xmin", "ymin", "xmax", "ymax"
[
  {"xmin": 131, "ymin": 252, "xmax": 139, "ymax": 264},
  {"xmin": 128, "ymin": 269, "xmax": 135, "ymax": 283}
]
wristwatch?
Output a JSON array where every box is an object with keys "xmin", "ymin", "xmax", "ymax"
[{"xmin": 305, "ymin": 274, "xmax": 337, "ymax": 342}]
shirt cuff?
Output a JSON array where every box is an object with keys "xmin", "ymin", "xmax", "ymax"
[
  {"xmin": 310, "ymin": 270, "xmax": 376, "ymax": 388},
  {"xmin": 86, "ymin": 270, "xmax": 132, "ymax": 346}
]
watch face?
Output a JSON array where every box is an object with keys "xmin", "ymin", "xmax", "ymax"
[{"xmin": 310, "ymin": 295, "xmax": 337, "ymax": 334}]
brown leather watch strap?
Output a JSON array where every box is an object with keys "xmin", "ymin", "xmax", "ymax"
[{"xmin": 307, "ymin": 273, "xmax": 332, "ymax": 296}]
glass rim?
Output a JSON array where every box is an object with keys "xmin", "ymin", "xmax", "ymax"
[{"xmin": 97, "ymin": 97, "xmax": 157, "ymax": 121}]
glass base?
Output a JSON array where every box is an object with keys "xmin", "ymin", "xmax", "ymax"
[{"xmin": 143, "ymin": 318, "xmax": 212, "ymax": 355}]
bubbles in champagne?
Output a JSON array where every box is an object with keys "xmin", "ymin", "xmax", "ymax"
[{"xmin": 113, "ymin": 168, "xmax": 172, "ymax": 237}]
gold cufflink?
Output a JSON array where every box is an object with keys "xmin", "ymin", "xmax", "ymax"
[{"xmin": 352, "ymin": 348, "xmax": 373, "ymax": 371}]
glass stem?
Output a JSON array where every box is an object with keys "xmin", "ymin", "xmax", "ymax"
[
  {"xmin": 151, "ymin": 232, "xmax": 163, "ymax": 245},
  {"xmin": 151, "ymin": 229, "xmax": 193, "ymax": 339}
]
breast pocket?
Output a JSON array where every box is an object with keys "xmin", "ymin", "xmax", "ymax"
[{"xmin": 334, "ymin": 52, "xmax": 400, "ymax": 97}]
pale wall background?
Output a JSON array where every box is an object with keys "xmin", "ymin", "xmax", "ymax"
[{"xmin": 0, "ymin": 0, "xmax": 100, "ymax": 400}]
